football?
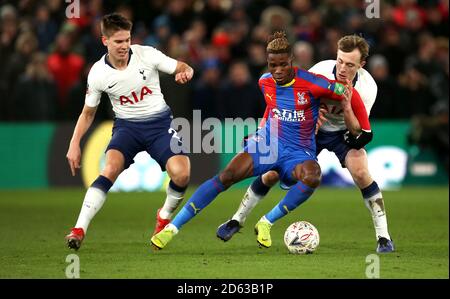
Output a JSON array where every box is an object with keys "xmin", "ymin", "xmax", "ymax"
[{"xmin": 284, "ymin": 221, "xmax": 320, "ymax": 254}]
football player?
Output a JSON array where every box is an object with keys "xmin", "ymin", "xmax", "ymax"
[{"xmin": 65, "ymin": 13, "xmax": 194, "ymax": 250}]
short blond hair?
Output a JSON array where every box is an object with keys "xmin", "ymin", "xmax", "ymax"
[{"xmin": 337, "ymin": 35, "xmax": 369, "ymax": 62}]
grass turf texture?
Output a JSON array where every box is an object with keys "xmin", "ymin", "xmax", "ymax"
[{"xmin": 0, "ymin": 187, "xmax": 448, "ymax": 278}]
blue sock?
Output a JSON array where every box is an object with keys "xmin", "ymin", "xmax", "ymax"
[
  {"xmin": 91, "ymin": 175, "xmax": 113, "ymax": 193},
  {"xmin": 360, "ymin": 181, "xmax": 380, "ymax": 199},
  {"xmin": 172, "ymin": 175, "xmax": 226, "ymax": 230},
  {"xmin": 169, "ymin": 180, "xmax": 188, "ymax": 193},
  {"xmin": 250, "ymin": 175, "xmax": 271, "ymax": 196},
  {"xmin": 265, "ymin": 181, "xmax": 315, "ymax": 224}
]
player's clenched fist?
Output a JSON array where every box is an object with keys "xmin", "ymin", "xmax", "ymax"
[
  {"xmin": 174, "ymin": 62, "xmax": 194, "ymax": 84},
  {"xmin": 175, "ymin": 67, "xmax": 194, "ymax": 84}
]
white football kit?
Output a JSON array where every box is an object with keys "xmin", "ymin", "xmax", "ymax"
[
  {"xmin": 85, "ymin": 44, "xmax": 178, "ymax": 120},
  {"xmin": 308, "ymin": 60, "xmax": 378, "ymax": 132}
]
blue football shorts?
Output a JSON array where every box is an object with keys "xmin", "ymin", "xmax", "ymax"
[
  {"xmin": 316, "ymin": 129, "xmax": 353, "ymax": 168},
  {"xmin": 243, "ymin": 131, "xmax": 317, "ymax": 188},
  {"xmin": 106, "ymin": 109, "xmax": 187, "ymax": 171}
]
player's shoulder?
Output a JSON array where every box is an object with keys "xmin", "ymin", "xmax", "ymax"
[
  {"xmin": 358, "ymin": 67, "xmax": 377, "ymax": 88},
  {"xmin": 309, "ymin": 60, "xmax": 336, "ymax": 72},
  {"xmin": 259, "ymin": 72, "xmax": 273, "ymax": 84},
  {"xmin": 131, "ymin": 44, "xmax": 154, "ymax": 54},
  {"xmin": 131, "ymin": 44, "xmax": 165, "ymax": 59},
  {"xmin": 308, "ymin": 60, "xmax": 336, "ymax": 79},
  {"xmin": 296, "ymin": 67, "xmax": 331, "ymax": 87},
  {"xmin": 88, "ymin": 56, "xmax": 108, "ymax": 79}
]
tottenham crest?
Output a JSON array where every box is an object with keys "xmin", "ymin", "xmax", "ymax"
[{"xmin": 139, "ymin": 68, "xmax": 147, "ymax": 80}]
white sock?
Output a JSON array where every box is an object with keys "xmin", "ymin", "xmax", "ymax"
[
  {"xmin": 232, "ymin": 186, "xmax": 264, "ymax": 225},
  {"xmin": 75, "ymin": 187, "xmax": 107, "ymax": 234},
  {"xmin": 259, "ymin": 215, "xmax": 273, "ymax": 226},
  {"xmin": 159, "ymin": 184, "xmax": 185, "ymax": 219},
  {"xmin": 364, "ymin": 192, "xmax": 391, "ymax": 240},
  {"xmin": 165, "ymin": 223, "xmax": 179, "ymax": 234}
]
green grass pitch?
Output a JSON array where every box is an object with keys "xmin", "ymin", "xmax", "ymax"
[{"xmin": 0, "ymin": 186, "xmax": 448, "ymax": 278}]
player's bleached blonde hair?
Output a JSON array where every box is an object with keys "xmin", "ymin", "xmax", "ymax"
[
  {"xmin": 337, "ymin": 35, "xmax": 370, "ymax": 62},
  {"xmin": 267, "ymin": 31, "xmax": 291, "ymax": 54}
]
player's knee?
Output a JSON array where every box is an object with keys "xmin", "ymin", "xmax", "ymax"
[
  {"xmin": 300, "ymin": 162, "xmax": 321, "ymax": 188},
  {"xmin": 219, "ymin": 169, "xmax": 237, "ymax": 188},
  {"xmin": 171, "ymin": 171, "xmax": 190, "ymax": 187},
  {"xmin": 351, "ymin": 168, "xmax": 370, "ymax": 186},
  {"xmin": 302, "ymin": 173, "xmax": 321, "ymax": 188},
  {"xmin": 102, "ymin": 163, "xmax": 123, "ymax": 181},
  {"xmin": 262, "ymin": 171, "xmax": 279, "ymax": 187},
  {"xmin": 166, "ymin": 156, "xmax": 191, "ymax": 187}
]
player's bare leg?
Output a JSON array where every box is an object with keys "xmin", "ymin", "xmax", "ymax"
[
  {"xmin": 66, "ymin": 149, "xmax": 124, "ymax": 250},
  {"xmin": 218, "ymin": 152, "xmax": 255, "ymax": 188},
  {"xmin": 345, "ymin": 149, "xmax": 394, "ymax": 252},
  {"xmin": 152, "ymin": 155, "xmax": 190, "ymax": 235}
]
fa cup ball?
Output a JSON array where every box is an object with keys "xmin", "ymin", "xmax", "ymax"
[{"xmin": 284, "ymin": 221, "xmax": 320, "ymax": 254}]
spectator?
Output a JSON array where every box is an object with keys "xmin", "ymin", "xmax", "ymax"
[
  {"xmin": 218, "ymin": 61, "xmax": 265, "ymax": 119},
  {"xmin": 247, "ymin": 41, "xmax": 267, "ymax": 80},
  {"xmin": 367, "ymin": 54, "xmax": 399, "ymax": 119},
  {"xmin": 377, "ymin": 26, "xmax": 408, "ymax": 78},
  {"xmin": 2, "ymin": 31, "xmax": 38, "ymax": 120},
  {"xmin": 0, "ymin": 4, "xmax": 19, "ymax": 120},
  {"xmin": 12, "ymin": 52, "xmax": 58, "ymax": 121},
  {"xmin": 293, "ymin": 40, "xmax": 315, "ymax": 70},
  {"xmin": 260, "ymin": 6, "xmax": 295, "ymax": 43},
  {"xmin": 144, "ymin": 15, "xmax": 171, "ymax": 50},
  {"xmin": 47, "ymin": 32, "xmax": 85, "ymax": 120},
  {"xmin": 192, "ymin": 58, "xmax": 222, "ymax": 119},
  {"xmin": 392, "ymin": 0, "xmax": 427, "ymax": 32},
  {"xmin": 0, "ymin": 0, "xmax": 447, "ymax": 121},
  {"xmin": 211, "ymin": 28, "xmax": 232, "ymax": 66},
  {"xmin": 200, "ymin": 0, "xmax": 229, "ymax": 39},
  {"xmin": 81, "ymin": 17, "xmax": 105, "ymax": 64},
  {"xmin": 182, "ymin": 19, "xmax": 207, "ymax": 68},
  {"xmin": 396, "ymin": 64, "xmax": 438, "ymax": 118},
  {"xmin": 34, "ymin": 4, "xmax": 58, "ymax": 52}
]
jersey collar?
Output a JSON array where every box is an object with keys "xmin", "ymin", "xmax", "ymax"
[{"xmin": 105, "ymin": 48, "xmax": 133, "ymax": 69}]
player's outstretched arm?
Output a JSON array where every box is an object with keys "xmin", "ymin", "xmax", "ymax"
[
  {"xmin": 66, "ymin": 105, "xmax": 98, "ymax": 176},
  {"xmin": 174, "ymin": 61, "xmax": 194, "ymax": 84}
]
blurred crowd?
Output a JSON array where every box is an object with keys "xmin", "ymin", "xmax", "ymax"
[{"xmin": 0, "ymin": 0, "xmax": 448, "ymax": 124}]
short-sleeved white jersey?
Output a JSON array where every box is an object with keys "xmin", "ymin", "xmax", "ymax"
[
  {"xmin": 308, "ymin": 60, "xmax": 377, "ymax": 132},
  {"xmin": 85, "ymin": 44, "xmax": 178, "ymax": 120}
]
